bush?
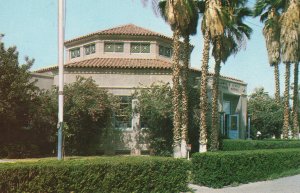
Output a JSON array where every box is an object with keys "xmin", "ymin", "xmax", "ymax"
[
  {"xmin": 0, "ymin": 156, "xmax": 189, "ymax": 193},
  {"xmin": 5, "ymin": 144, "xmax": 40, "ymax": 159},
  {"xmin": 248, "ymin": 88, "xmax": 283, "ymax": 139},
  {"xmin": 221, "ymin": 139, "xmax": 300, "ymax": 151},
  {"xmin": 192, "ymin": 148, "xmax": 300, "ymax": 188}
]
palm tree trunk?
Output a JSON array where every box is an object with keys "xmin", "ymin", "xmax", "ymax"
[
  {"xmin": 172, "ymin": 28, "xmax": 182, "ymax": 158},
  {"xmin": 283, "ymin": 63, "xmax": 291, "ymax": 139},
  {"xmin": 181, "ymin": 35, "xmax": 190, "ymax": 158},
  {"xmin": 199, "ymin": 29, "xmax": 210, "ymax": 153},
  {"xmin": 211, "ymin": 36, "xmax": 221, "ymax": 151},
  {"xmin": 274, "ymin": 64, "xmax": 281, "ymax": 104},
  {"xmin": 292, "ymin": 62, "xmax": 299, "ymax": 138}
]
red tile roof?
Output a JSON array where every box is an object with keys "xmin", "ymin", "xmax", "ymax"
[
  {"xmin": 65, "ymin": 24, "xmax": 172, "ymax": 44},
  {"xmin": 35, "ymin": 58, "xmax": 172, "ymax": 72},
  {"xmin": 35, "ymin": 58, "xmax": 245, "ymax": 83}
]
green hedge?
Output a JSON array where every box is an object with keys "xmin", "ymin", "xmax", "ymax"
[
  {"xmin": 192, "ymin": 148, "xmax": 300, "ymax": 188},
  {"xmin": 221, "ymin": 139, "xmax": 300, "ymax": 151},
  {"xmin": 0, "ymin": 157, "xmax": 189, "ymax": 193}
]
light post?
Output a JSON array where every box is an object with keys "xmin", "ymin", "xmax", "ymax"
[{"xmin": 57, "ymin": 0, "xmax": 65, "ymax": 160}]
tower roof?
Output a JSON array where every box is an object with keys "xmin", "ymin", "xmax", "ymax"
[{"xmin": 65, "ymin": 24, "xmax": 172, "ymax": 44}]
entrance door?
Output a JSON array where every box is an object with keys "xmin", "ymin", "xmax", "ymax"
[
  {"xmin": 223, "ymin": 101, "xmax": 231, "ymax": 137},
  {"xmin": 229, "ymin": 115, "xmax": 239, "ymax": 139}
]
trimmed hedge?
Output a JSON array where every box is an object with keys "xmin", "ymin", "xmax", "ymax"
[
  {"xmin": 0, "ymin": 156, "xmax": 189, "ymax": 193},
  {"xmin": 221, "ymin": 139, "xmax": 300, "ymax": 151},
  {"xmin": 192, "ymin": 148, "xmax": 300, "ymax": 188}
]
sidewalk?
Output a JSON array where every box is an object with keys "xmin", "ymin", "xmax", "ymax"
[{"xmin": 188, "ymin": 174, "xmax": 300, "ymax": 193}]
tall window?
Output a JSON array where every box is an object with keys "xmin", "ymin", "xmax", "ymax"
[
  {"xmin": 131, "ymin": 43, "xmax": 150, "ymax": 53},
  {"xmin": 84, "ymin": 44, "xmax": 96, "ymax": 55},
  {"xmin": 114, "ymin": 96, "xmax": 132, "ymax": 129},
  {"xmin": 104, "ymin": 42, "xmax": 124, "ymax": 52},
  {"xmin": 70, "ymin": 48, "xmax": 80, "ymax": 59},
  {"xmin": 159, "ymin": 45, "xmax": 172, "ymax": 57}
]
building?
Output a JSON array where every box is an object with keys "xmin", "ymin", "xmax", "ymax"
[{"xmin": 33, "ymin": 24, "xmax": 248, "ymax": 152}]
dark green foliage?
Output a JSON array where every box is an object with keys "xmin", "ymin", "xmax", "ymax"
[
  {"xmin": 221, "ymin": 139, "xmax": 300, "ymax": 151},
  {"xmin": 248, "ymin": 88, "xmax": 284, "ymax": 138},
  {"xmin": 27, "ymin": 90, "xmax": 58, "ymax": 156},
  {"xmin": 192, "ymin": 148, "xmax": 300, "ymax": 188},
  {"xmin": 0, "ymin": 41, "xmax": 36, "ymax": 142},
  {"xmin": 133, "ymin": 82, "xmax": 200, "ymax": 155},
  {"xmin": 63, "ymin": 77, "xmax": 116, "ymax": 155},
  {"xmin": 0, "ymin": 37, "xmax": 54, "ymax": 158},
  {"xmin": 134, "ymin": 83, "xmax": 174, "ymax": 156},
  {"xmin": 0, "ymin": 157, "xmax": 189, "ymax": 193},
  {"xmin": 187, "ymin": 82, "xmax": 200, "ymax": 153}
]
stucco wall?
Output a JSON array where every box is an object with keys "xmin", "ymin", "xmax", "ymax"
[
  {"xmin": 53, "ymin": 68, "xmax": 173, "ymax": 96},
  {"xmin": 30, "ymin": 73, "xmax": 54, "ymax": 90}
]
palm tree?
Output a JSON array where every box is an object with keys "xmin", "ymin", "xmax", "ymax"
[
  {"xmin": 147, "ymin": 0, "xmax": 199, "ymax": 157},
  {"xmin": 210, "ymin": 0, "xmax": 252, "ymax": 150},
  {"xmin": 198, "ymin": 0, "xmax": 224, "ymax": 152},
  {"xmin": 254, "ymin": 0, "xmax": 284, "ymax": 104},
  {"xmin": 290, "ymin": 0, "xmax": 300, "ymax": 139},
  {"xmin": 179, "ymin": 1, "xmax": 199, "ymax": 158},
  {"xmin": 280, "ymin": 0, "xmax": 299, "ymax": 139}
]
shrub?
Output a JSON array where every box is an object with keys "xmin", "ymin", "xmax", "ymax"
[
  {"xmin": 221, "ymin": 139, "xmax": 300, "ymax": 151},
  {"xmin": 248, "ymin": 88, "xmax": 283, "ymax": 139},
  {"xmin": 0, "ymin": 156, "xmax": 189, "ymax": 193},
  {"xmin": 192, "ymin": 148, "xmax": 300, "ymax": 188}
]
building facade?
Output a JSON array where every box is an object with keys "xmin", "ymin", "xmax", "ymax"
[{"xmin": 33, "ymin": 24, "xmax": 248, "ymax": 152}]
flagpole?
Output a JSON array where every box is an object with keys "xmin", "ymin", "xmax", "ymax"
[{"xmin": 58, "ymin": 0, "xmax": 65, "ymax": 160}]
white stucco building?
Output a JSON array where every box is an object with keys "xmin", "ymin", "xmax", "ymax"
[{"xmin": 32, "ymin": 24, "xmax": 248, "ymax": 151}]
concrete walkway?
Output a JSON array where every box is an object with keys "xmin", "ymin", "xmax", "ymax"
[{"xmin": 189, "ymin": 174, "xmax": 300, "ymax": 193}]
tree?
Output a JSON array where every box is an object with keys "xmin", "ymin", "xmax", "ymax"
[
  {"xmin": 197, "ymin": 0, "xmax": 224, "ymax": 152},
  {"xmin": 133, "ymin": 82, "xmax": 201, "ymax": 155},
  {"xmin": 146, "ymin": 0, "xmax": 199, "ymax": 157},
  {"xmin": 158, "ymin": 0, "xmax": 199, "ymax": 157},
  {"xmin": 134, "ymin": 83, "xmax": 173, "ymax": 156},
  {"xmin": 210, "ymin": 0, "xmax": 252, "ymax": 151},
  {"xmin": 28, "ymin": 90, "xmax": 57, "ymax": 156},
  {"xmin": 254, "ymin": 0, "xmax": 286, "ymax": 104},
  {"xmin": 178, "ymin": 0, "xmax": 199, "ymax": 158},
  {"xmin": 0, "ymin": 36, "xmax": 40, "ymax": 157},
  {"xmin": 280, "ymin": 0, "xmax": 299, "ymax": 138},
  {"xmin": 248, "ymin": 88, "xmax": 283, "ymax": 138},
  {"xmin": 62, "ymin": 77, "xmax": 115, "ymax": 155}
]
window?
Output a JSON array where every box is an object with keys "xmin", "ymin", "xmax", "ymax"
[
  {"xmin": 104, "ymin": 42, "xmax": 124, "ymax": 52},
  {"xmin": 130, "ymin": 43, "xmax": 150, "ymax": 53},
  {"xmin": 84, "ymin": 44, "xmax": 96, "ymax": 55},
  {"xmin": 159, "ymin": 45, "xmax": 172, "ymax": 57},
  {"xmin": 114, "ymin": 96, "xmax": 132, "ymax": 128},
  {"xmin": 70, "ymin": 48, "xmax": 80, "ymax": 59}
]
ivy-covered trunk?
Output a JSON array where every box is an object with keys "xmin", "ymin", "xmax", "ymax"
[
  {"xmin": 292, "ymin": 62, "xmax": 299, "ymax": 138},
  {"xmin": 172, "ymin": 28, "xmax": 182, "ymax": 158},
  {"xmin": 181, "ymin": 35, "xmax": 190, "ymax": 158},
  {"xmin": 283, "ymin": 63, "xmax": 291, "ymax": 139},
  {"xmin": 274, "ymin": 64, "xmax": 281, "ymax": 104},
  {"xmin": 210, "ymin": 36, "xmax": 221, "ymax": 151},
  {"xmin": 199, "ymin": 29, "xmax": 210, "ymax": 153}
]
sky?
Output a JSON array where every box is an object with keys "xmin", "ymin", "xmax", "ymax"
[{"xmin": 0, "ymin": 0, "xmax": 293, "ymax": 97}]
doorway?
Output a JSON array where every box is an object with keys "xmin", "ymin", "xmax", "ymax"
[
  {"xmin": 228, "ymin": 115, "xmax": 239, "ymax": 139},
  {"xmin": 222, "ymin": 101, "xmax": 239, "ymax": 139}
]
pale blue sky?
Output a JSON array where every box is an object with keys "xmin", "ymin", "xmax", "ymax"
[{"xmin": 0, "ymin": 0, "xmax": 291, "ymax": 96}]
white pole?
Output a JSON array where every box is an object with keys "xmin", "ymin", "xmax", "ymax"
[{"xmin": 57, "ymin": 0, "xmax": 65, "ymax": 160}]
